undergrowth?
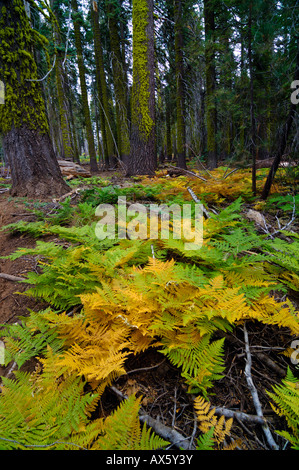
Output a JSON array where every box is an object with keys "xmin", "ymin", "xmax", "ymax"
[{"xmin": 0, "ymin": 169, "xmax": 298, "ymax": 450}]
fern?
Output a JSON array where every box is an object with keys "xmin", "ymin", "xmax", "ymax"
[
  {"xmin": 0, "ymin": 358, "xmax": 100, "ymax": 450},
  {"xmin": 161, "ymin": 336, "xmax": 226, "ymax": 395},
  {"xmin": 92, "ymin": 395, "xmax": 168, "ymax": 450},
  {"xmin": 267, "ymin": 368, "xmax": 299, "ymax": 449},
  {"xmin": 194, "ymin": 396, "xmax": 233, "ymax": 448},
  {"xmin": 1, "ymin": 308, "xmax": 63, "ymax": 368}
]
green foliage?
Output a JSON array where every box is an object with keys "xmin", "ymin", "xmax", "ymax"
[
  {"xmin": 92, "ymin": 395, "xmax": 168, "ymax": 450},
  {"xmin": 0, "ymin": 188, "xmax": 298, "ymax": 450},
  {"xmin": 267, "ymin": 369, "xmax": 299, "ymax": 449},
  {"xmin": 1, "ymin": 309, "xmax": 63, "ymax": 368}
]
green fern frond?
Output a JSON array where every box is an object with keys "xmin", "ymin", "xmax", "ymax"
[
  {"xmin": 267, "ymin": 368, "xmax": 299, "ymax": 449},
  {"xmin": 92, "ymin": 395, "xmax": 168, "ymax": 450}
]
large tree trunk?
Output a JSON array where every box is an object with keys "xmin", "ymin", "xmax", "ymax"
[
  {"xmin": 3, "ymin": 125, "xmax": 68, "ymax": 198},
  {"xmin": 127, "ymin": 0, "xmax": 156, "ymax": 176},
  {"xmin": 0, "ymin": 0, "xmax": 68, "ymax": 198}
]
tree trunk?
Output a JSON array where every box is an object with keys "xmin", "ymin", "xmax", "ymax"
[
  {"xmin": 261, "ymin": 37, "xmax": 299, "ymax": 200},
  {"xmin": 248, "ymin": 3, "xmax": 256, "ymax": 196},
  {"xmin": 3, "ymin": 126, "xmax": 68, "ymax": 198},
  {"xmin": 204, "ymin": 0, "xmax": 217, "ymax": 169},
  {"xmin": 0, "ymin": 0, "xmax": 68, "ymax": 198},
  {"xmin": 91, "ymin": 0, "xmax": 115, "ymax": 168},
  {"xmin": 106, "ymin": 0, "xmax": 130, "ymax": 166},
  {"xmin": 127, "ymin": 0, "xmax": 156, "ymax": 176},
  {"xmin": 174, "ymin": 0, "xmax": 186, "ymax": 169},
  {"xmin": 71, "ymin": 0, "xmax": 98, "ymax": 173}
]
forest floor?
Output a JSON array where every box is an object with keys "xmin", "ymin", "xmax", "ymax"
[{"xmin": 0, "ymin": 163, "xmax": 298, "ymax": 451}]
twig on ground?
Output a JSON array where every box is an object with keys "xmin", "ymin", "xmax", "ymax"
[
  {"xmin": 0, "ymin": 273, "xmax": 27, "ymax": 282},
  {"xmin": 168, "ymin": 164, "xmax": 207, "ymax": 182},
  {"xmin": 243, "ymin": 323, "xmax": 279, "ymax": 450},
  {"xmin": 110, "ymin": 385, "xmax": 195, "ymax": 450},
  {"xmin": 187, "ymin": 187, "xmax": 213, "ymax": 217},
  {"xmin": 214, "ymin": 406, "xmax": 266, "ymax": 425}
]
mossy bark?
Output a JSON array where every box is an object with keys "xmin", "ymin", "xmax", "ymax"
[
  {"xmin": 71, "ymin": 0, "xmax": 98, "ymax": 172},
  {"xmin": 0, "ymin": 0, "xmax": 68, "ymax": 198},
  {"xmin": 127, "ymin": 0, "xmax": 156, "ymax": 176},
  {"xmin": 204, "ymin": 0, "xmax": 217, "ymax": 169},
  {"xmin": 91, "ymin": 1, "xmax": 115, "ymax": 167},
  {"xmin": 106, "ymin": 0, "xmax": 130, "ymax": 165},
  {"xmin": 174, "ymin": 0, "xmax": 186, "ymax": 169}
]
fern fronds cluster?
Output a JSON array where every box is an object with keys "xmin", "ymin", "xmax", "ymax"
[
  {"xmin": 194, "ymin": 396, "xmax": 233, "ymax": 448},
  {"xmin": 267, "ymin": 369, "xmax": 299, "ymax": 449},
  {"xmin": 0, "ymin": 187, "xmax": 298, "ymax": 450}
]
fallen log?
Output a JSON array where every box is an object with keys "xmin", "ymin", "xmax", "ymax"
[{"xmin": 58, "ymin": 160, "xmax": 91, "ymax": 178}]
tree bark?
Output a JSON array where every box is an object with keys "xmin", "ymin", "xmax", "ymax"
[
  {"xmin": 106, "ymin": 0, "xmax": 130, "ymax": 166},
  {"xmin": 3, "ymin": 125, "xmax": 68, "ymax": 198},
  {"xmin": 248, "ymin": 3, "xmax": 256, "ymax": 195},
  {"xmin": 204, "ymin": 0, "xmax": 217, "ymax": 170},
  {"xmin": 261, "ymin": 37, "xmax": 299, "ymax": 200},
  {"xmin": 71, "ymin": 0, "xmax": 98, "ymax": 173},
  {"xmin": 0, "ymin": 0, "xmax": 68, "ymax": 198},
  {"xmin": 174, "ymin": 0, "xmax": 186, "ymax": 169},
  {"xmin": 127, "ymin": 0, "xmax": 156, "ymax": 176},
  {"xmin": 91, "ymin": 0, "xmax": 115, "ymax": 167}
]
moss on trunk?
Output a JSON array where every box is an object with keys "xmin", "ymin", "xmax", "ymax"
[
  {"xmin": 0, "ymin": 0, "xmax": 68, "ymax": 198},
  {"xmin": 127, "ymin": 0, "xmax": 156, "ymax": 176}
]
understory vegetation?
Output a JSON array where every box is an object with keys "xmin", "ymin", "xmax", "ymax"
[{"xmin": 0, "ymin": 166, "xmax": 298, "ymax": 451}]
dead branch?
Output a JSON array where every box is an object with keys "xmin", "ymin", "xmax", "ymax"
[
  {"xmin": 110, "ymin": 385, "xmax": 195, "ymax": 450},
  {"xmin": 214, "ymin": 406, "xmax": 265, "ymax": 425},
  {"xmin": 0, "ymin": 273, "xmax": 26, "ymax": 282},
  {"xmin": 168, "ymin": 164, "xmax": 207, "ymax": 182},
  {"xmin": 139, "ymin": 413, "xmax": 195, "ymax": 450},
  {"xmin": 187, "ymin": 187, "xmax": 212, "ymax": 218},
  {"xmin": 243, "ymin": 323, "xmax": 279, "ymax": 450}
]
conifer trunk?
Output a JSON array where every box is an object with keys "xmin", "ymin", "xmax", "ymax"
[
  {"xmin": 204, "ymin": 0, "xmax": 217, "ymax": 169},
  {"xmin": 91, "ymin": 1, "xmax": 115, "ymax": 168},
  {"xmin": 106, "ymin": 0, "xmax": 130, "ymax": 166},
  {"xmin": 0, "ymin": 0, "xmax": 68, "ymax": 198},
  {"xmin": 71, "ymin": 0, "xmax": 98, "ymax": 172},
  {"xmin": 174, "ymin": 0, "xmax": 186, "ymax": 169},
  {"xmin": 127, "ymin": 0, "xmax": 156, "ymax": 176}
]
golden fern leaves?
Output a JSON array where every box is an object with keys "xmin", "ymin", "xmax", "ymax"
[{"xmin": 194, "ymin": 396, "xmax": 233, "ymax": 448}]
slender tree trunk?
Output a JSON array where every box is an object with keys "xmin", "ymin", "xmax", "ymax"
[
  {"xmin": 261, "ymin": 37, "xmax": 299, "ymax": 200},
  {"xmin": 127, "ymin": 0, "xmax": 156, "ymax": 176},
  {"xmin": 165, "ymin": 87, "xmax": 172, "ymax": 161},
  {"xmin": 91, "ymin": 0, "xmax": 115, "ymax": 167},
  {"xmin": 106, "ymin": 0, "xmax": 130, "ymax": 166},
  {"xmin": 71, "ymin": 0, "xmax": 98, "ymax": 172},
  {"xmin": 0, "ymin": 0, "xmax": 68, "ymax": 198},
  {"xmin": 174, "ymin": 0, "xmax": 186, "ymax": 169},
  {"xmin": 248, "ymin": 3, "xmax": 256, "ymax": 195},
  {"xmin": 204, "ymin": 0, "xmax": 217, "ymax": 169}
]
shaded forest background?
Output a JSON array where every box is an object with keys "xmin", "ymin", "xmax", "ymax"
[{"xmin": 1, "ymin": 0, "xmax": 298, "ymax": 184}]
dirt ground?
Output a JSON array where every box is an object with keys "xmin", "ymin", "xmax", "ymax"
[{"xmin": 0, "ymin": 194, "xmax": 47, "ymax": 324}]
